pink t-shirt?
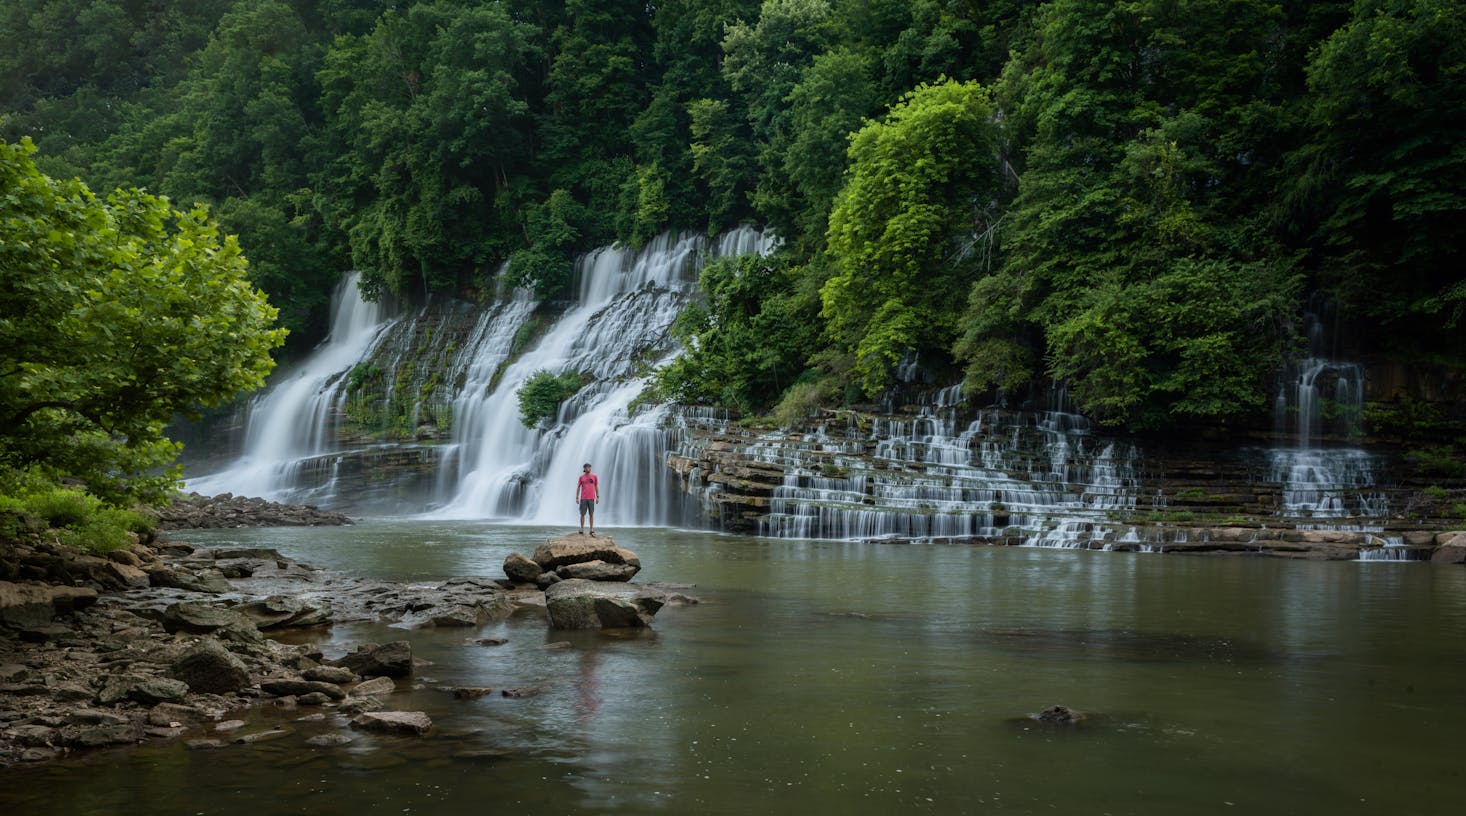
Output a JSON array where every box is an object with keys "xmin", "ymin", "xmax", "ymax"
[{"xmin": 578, "ymin": 473, "xmax": 599, "ymax": 500}]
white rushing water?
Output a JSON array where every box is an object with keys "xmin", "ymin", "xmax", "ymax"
[
  {"xmin": 744, "ymin": 386, "xmax": 1143, "ymax": 546},
  {"xmin": 1267, "ymin": 342, "xmax": 1387, "ymax": 523},
  {"xmin": 429, "ymin": 227, "xmax": 776, "ymax": 523},
  {"xmin": 187, "ymin": 272, "xmax": 393, "ymax": 501}
]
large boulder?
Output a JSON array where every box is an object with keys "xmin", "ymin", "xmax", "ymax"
[
  {"xmin": 235, "ymin": 595, "xmax": 331, "ymax": 629},
  {"xmin": 335, "ymin": 641, "xmax": 413, "ymax": 678},
  {"xmin": 531, "ymin": 536, "xmax": 641, "ymax": 573},
  {"xmin": 0, "ymin": 581, "xmax": 98, "ymax": 628},
  {"xmin": 160, "ymin": 602, "xmax": 255, "ymax": 635},
  {"xmin": 502, "ymin": 552, "xmax": 543, "ymax": 583},
  {"xmin": 1432, "ymin": 531, "xmax": 1466, "ymax": 564},
  {"xmin": 171, "ymin": 638, "xmax": 251, "ymax": 694},
  {"xmin": 544, "ymin": 579, "xmax": 665, "ymax": 630}
]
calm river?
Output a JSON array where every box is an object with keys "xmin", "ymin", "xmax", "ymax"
[{"xmin": 4, "ymin": 521, "xmax": 1464, "ymax": 815}]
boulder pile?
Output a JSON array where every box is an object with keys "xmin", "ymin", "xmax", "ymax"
[
  {"xmin": 502, "ymin": 534, "xmax": 686, "ymax": 630},
  {"xmin": 0, "ymin": 535, "xmax": 471, "ymax": 766}
]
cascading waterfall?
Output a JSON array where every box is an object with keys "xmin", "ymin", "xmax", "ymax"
[
  {"xmin": 429, "ymin": 227, "xmax": 777, "ymax": 524},
  {"xmin": 184, "ymin": 230, "xmax": 775, "ymax": 520},
  {"xmin": 187, "ymin": 272, "xmax": 393, "ymax": 502},
  {"xmin": 751, "ymin": 387, "xmax": 1142, "ymax": 546},
  {"xmin": 1267, "ymin": 308, "xmax": 1387, "ymax": 524}
]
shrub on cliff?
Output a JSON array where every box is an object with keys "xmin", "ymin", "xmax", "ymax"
[{"xmin": 516, "ymin": 370, "xmax": 586, "ymax": 429}]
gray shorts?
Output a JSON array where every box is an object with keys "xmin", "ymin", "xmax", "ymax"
[{"xmin": 579, "ymin": 498, "xmax": 596, "ymax": 514}]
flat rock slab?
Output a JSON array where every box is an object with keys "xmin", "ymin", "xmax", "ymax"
[
  {"xmin": 351, "ymin": 711, "xmax": 432, "ymax": 736},
  {"xmin": 531, "ymin": 537, "xmax": 640, "ymax": 571}
]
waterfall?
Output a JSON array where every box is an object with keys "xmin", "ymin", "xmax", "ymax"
[
  {"xmin": 1267, "ymin": 306, "xmax": 1387, "ymax": 524},
  {"xmin": 429, "ymin": 227, "xmax": 777, "ymax": 523},
  {"xmin": 186, "ymin": 272, "xmax": 393, "ymax": 501},
  {"xmin": 750, "ymin": 390, "xmax": 1142, "ymax": 546}
]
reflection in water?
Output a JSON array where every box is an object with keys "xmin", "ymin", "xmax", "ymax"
[{"xmin": 2, "ymin": 523, "xmax": 1464, "ymax": 815}]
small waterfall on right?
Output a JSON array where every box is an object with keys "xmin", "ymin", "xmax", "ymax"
[{"xmin": 1267, "ymin": 308, "xmax": 1389, "ymax": 529}]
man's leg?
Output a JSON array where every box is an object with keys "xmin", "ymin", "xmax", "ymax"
[{"xmin": 588, "ymin": 507, "xmax": 595, "ymax": 536}]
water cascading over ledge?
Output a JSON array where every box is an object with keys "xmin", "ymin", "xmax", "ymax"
[
  {"xmin": 185, "ymin": 227, "xmax": 778, "ymax": 520},
  {"xmin": 668, "ymin": 389, "xmax": 1152, "ymax": 548},
  {"xmin": 1265, "ymin": 305, "xmax": 1390, "ymax": 530}
]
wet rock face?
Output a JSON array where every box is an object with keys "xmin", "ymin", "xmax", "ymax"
[
  {"xmin": 334, "ymin": 641, "xmax": 413, "ymax": 679},
  {"xmin": 171, "ymin": 639, "xmax": 252, "ymax": 695},
  {"xmin": 350, "ymin": 710, "xmax": 432, "ymax": 736},
  {"xmin": 1034, "ymin": 705, "xmax": 1087, "ymax": 725}
]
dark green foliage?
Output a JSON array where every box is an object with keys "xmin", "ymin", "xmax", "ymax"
[
  {"xmin": 1289, "ymin": 0, "xmax": 1466, "ymax": 337},
  {"xmin": 2, "ymin": 0, "xmax": 1462, "ymax": 434},
  {"xmin": 1, "ymin": 139, "xmax": 285, "ymax": 506}
]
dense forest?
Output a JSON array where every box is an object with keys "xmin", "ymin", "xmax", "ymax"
[{"xmin": 3, "ymin": 0, "xmax": 1463, "ymax": 435}]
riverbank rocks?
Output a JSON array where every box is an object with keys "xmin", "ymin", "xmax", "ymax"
[
  {"xmin": 0, "ymin": 582, "xmax": 98, "ymax": 628},
  {"xmin": 152, "ymin": 492, "xmax": 351, "ymax": 530},
  {"xmin": 544, "ymin": 579, "xmax": 665, "ymax": 630},
  {"xmin": 171, "ymin": 638, "xmax": 252, "ymax": 694}
]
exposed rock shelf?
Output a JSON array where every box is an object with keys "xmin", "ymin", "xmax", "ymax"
[{"xmin": 153, "ymin": 492, "xmax": 351, "ymax": 530}]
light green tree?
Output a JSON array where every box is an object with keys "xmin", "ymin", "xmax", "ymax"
[
  {"xmin": 821, "ymin": 78, "xmax": 1000, "ymax": 395},
  {"xmin": 0, "ymin": 139, "xmax": 286, "ymax": 504}
]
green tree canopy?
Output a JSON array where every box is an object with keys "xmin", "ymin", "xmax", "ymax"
[
  {"xmin": 822, "ymin": 78, "xmax": 1000, "ymax": 395},
  {"xmin": 0, "ymin": 139, "xmax": 286, "ymax": 503}
]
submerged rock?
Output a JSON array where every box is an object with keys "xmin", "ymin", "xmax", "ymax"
[{"xmin": 1034, "ymin": 704, "xmax": 1087, "ymax": 725}]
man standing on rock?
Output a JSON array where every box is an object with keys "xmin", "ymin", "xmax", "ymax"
[{"xmin": 576, "ymin": 462, "xmax": 600, "ymax": 536}]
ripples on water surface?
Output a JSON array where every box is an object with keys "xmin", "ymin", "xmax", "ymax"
[{"xmin": 4, "ymin": 520, "xmax": 1464, "ymax": 815}]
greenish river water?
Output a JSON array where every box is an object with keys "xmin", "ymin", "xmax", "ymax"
[{"xmin": 4, "ymin": 521, "xmax": 1465, "ymax": 815}]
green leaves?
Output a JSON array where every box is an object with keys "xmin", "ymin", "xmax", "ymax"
[
  {"xmin": 822, "ymin": 78, "xmax": 1000, "ymax": 395},
  {"xmin": 655, "ymin": 253, "xmax": 818, "ymax": 412},
  {"xmin": 1, "ymin": 138, "xmax": 286, "ymax": 504},
  {"xmin": 516, "ymin": 369, "xmax": 587, "ymax": 429}
]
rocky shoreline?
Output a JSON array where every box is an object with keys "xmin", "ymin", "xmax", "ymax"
[
  {"xmin": 151, "ymin": 492, "xmax": 352, "ymax": 530},
  {"xmin": 0, "ymin": 520, "xmax": 693, "ymax": 767}
]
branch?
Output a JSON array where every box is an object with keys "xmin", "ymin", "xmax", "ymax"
[{"xmin": 1, "ymin": 400, "xmax": 109, "ymax": 436}]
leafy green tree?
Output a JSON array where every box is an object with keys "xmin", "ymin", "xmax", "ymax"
[
  {"xmin": 657, "ymin": 253, "xmax": 819, "ymax": 411},
  {"xmin": 517, "ymin": 369, "xmax": 586, "ymax": 428},
  {"xmin": 722, "ymin": 0, "xmax": 838, "ymax": 237},
  {"xmin": 776, "ymin": 47, "xmax": 881, "ymax": 249},
  {"xmin": 687, "ymin": 98, "xmax": 759, "ymax": 232},
  {"xmin": 822, "ymin": 78, "xmax": 1001, "ymax": 395},
  {"xmin": 317, "ymin": 1, "xmax": 538, "ymax": 300},
  {"xmin": 960, "ymin": 0, "xmax": 1305, "ymax": 427},
  {"xmin": 0, "ymin": 139, "xmax": 286, "ymax": 504}
]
